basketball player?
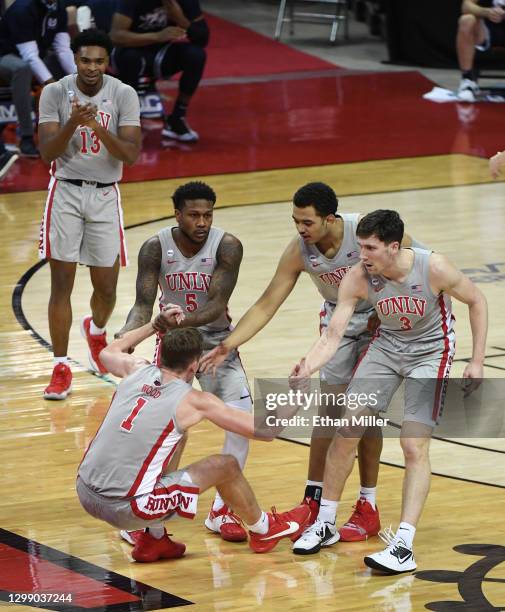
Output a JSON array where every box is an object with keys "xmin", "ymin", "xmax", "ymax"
[
  {"xmin": 201, "ymin": 182, "xmax": 424, "ymax": 542},
  {"xmin": 115, "ymin": 181, "xmax": 253, "ymax": 543},
  {"xmin": 290, "ymin": 210, "xmax": 487, "ymax": 573},
  {"xmin": 38, "ymin": 30, "xmax": 141, "ymax": 400},
  {"xmin": 76, "ymin": 311, "xmax": 311, "ymax": 561}
]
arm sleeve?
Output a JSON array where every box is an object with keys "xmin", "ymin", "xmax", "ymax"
[
  {"xmin": 53, "ymin": 32, "xmax": 76, "ymax": 75},
  {"xmin": 16, "ymin": 41, "xmax": 53, "ymax": 84},
  {"xmin": 38, "ymin": 83, "xmax": 62, "ymax": 125},
  {"xmin": 118, "ymin": 85, "xmax": 141, "ymax": 126}
]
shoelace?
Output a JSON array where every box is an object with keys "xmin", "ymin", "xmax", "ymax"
[
  {"xmin": 221, "ymin": 509, "xmax": 242, "ymax": 526},
  {"xmin": 378, "ymin": 524, "xmax": 396, "ymax": 547},
  {"xmin": 88, "ymin": 333, "xmax": 106, "ymax": 352}
]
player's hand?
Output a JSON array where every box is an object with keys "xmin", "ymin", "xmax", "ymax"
[
  {"xmin": 289, "ymin": 358, "xmax": 311, "ymax": 393},
  {"xmin": 156, "ymin": 26, "xmax": 187, "ymax": 43},
  {"xmin": 487, "ymin": 7, "xmax": 505, "ymax": 22},
  {"xmin": 69, "ymin": 100, "xmax": 98, "ymax": 127},
  {"xmin": 367, "ymin": 312, "xmax": 380, "ymax": 334},
  {"xmin": 489, "ymin": 151, "xmax": 505, "ymax": 178},
  {"xmin": 153, "ymin": 304, "xmax": 185, "ymax": 332},
  {"xmin": 461, "ymin": 360, "xmax": 483, "ymax": 397},
  {"xmin": 199, "ymin": 342, "xmax": 230, "ymax": 375}
]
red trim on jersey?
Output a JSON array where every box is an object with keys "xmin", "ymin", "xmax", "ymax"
[
  {"xmin": 50, "ymin": 160, "xmax": 56, "ymax": 177},
  {"xmin": 77, "ymin": 391, "xmax": 117, "ymax": 470},
  {"xmin": 318, "ymin": 304, "xmax": 327, "ymax": 335},
  {"xmin": 113, "ymin": 184, "xmax": 127, "ymax": 266},
  {"xmin": 126, "ymin": 419, "xmax": 176, "ymax": 498},
  {"xmin": 432, "ymin": 295, "xmax": 452, "ymax": 421},
  {"xmin": 44, "ymin": 179, "xmax": 58, "ymax": 259},
  {"xmin": 350, "ymin": 328, "xmax": 381, "ymax": 379},
  {"xmin": 130, "ymin": 483, "xmax": 199, "ymax": 520}
]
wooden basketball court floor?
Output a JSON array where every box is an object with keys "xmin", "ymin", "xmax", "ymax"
[{"xmin": 1, "ymin": 154, "xmax": 505, "ymax": 610}]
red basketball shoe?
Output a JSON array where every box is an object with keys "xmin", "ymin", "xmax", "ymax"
[
  {"xmin": 284, "ymin": 498, "xmax": 315, "ymax": 541},
  {"xmin": 119, "ymin": 529, "xmax": 144, "ymax": 546},
  {"xmin": 338, "ymin": 498, "xmax": 380, "ymax": 542},
  {"xmin": 249, "ymin": 506, "xmax": 310, "ymax": 554},
  {"xmin": 81, "ymin": 315, "xmax": 108, "ymax": 374},
  {"xmin": 205, "ymin": 504, "xmax": 247, "ymax": 542},
  {"xmin": 130, "ymin": 529, "xmax": 186, "ymax": 563},
  {"xmin": 44, "ymin": 363, "xmax": 72, "ymax": 400}
]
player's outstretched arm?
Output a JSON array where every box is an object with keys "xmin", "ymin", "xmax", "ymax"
[
  {"xmin": 292, "ymin": 265, "xmax": 366, "ymax": 377},
  {"xmin": 176, "ymin": 390, "xmax": 268, "ymax": 440},
  {"xmin": 116, "ymin": 237, "xmax": 162, "ymax": 337},
  {"xmin": 100, "ymin": 322, "xmax": 153, "ymax": 377},
  {"xmin": 199, "ymin": 238, "xmax": 303, "ymax": 373},
  {"xmin": 429, "ymin": 253, "xmax": 488, "ymax": 384}
]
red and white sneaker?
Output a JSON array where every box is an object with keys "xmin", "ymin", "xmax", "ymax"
[
  {"xmin": 129, "ymin": 529, "xmax": 186, "ymax": 563},
  {"xmin": 80, "ymin": 315, "xmax": 108, "ymax": 374},
  {"xmin": 44, "ymin": 363, "xmax": 72, "ymax": 400},
  {"xmin": 205, "ymin": 504, "xmax": 247, "ymax": 542},
  {"xmin": 249, "ymin": 506, "xmax": 311, "ymax": 554},
  {"xmin": 338, "ymin": 498, "xmax": 380, "ymax": 542},
  {"xmin": 284, "ymin": 498, "xmax": 315, "ymax": 541},
  {"xmin": 119, "ymin": 529, "xmax": 144, "ymax": 546}
]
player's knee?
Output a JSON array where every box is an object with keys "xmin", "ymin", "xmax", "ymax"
[
  {"xmin": 458, "ymin": 14, "xmax": 478, "ymax": 35},
  {"xmin": 220, "ymin": 454, "xmax": 240, "ymax": 476},
  {"xmin": 400, "ymin": 438, "xmax": 428, "ymax": 463},
  {"xmin": 183, "ymin": 44, "xmax": 206, "ymax": 70}
]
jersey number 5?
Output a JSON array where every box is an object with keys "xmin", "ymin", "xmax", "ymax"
[
  {"xmin": 399, "ymin": 316, "xmax": 412, "ymax": 331},
  {"xmin": 80, "ymin": 129, "xmax": 101, "ymax": 155},
  {"xmin": 120, "ymin": 397, "xmax": 148, "ymax": 432},
  {"xmin": 185, "ymin": 293, "xmax": 198, "ymax": 312}
]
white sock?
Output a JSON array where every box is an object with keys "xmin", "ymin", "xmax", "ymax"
[
  {"xmin": 359, "ymin": 486, "xmax": 376, "ymax": 509},
  {"xmin": 396, "ymin": 522, "xmax": 416, "ymax": 548},
  {"xmin": 212, "ymin": 492, "xmax": 226, "ymax": 512},
  {"xmin": 90, "ymin": 320, "xmax": 106, "ymax": 335},
  {"xmin": 53, "ymin": 356, "xmax": 69, "ymax": 366},
  {"xmin": 317, "ymin": 498, "xmax": 338, "ymax": 524},
  {"xmin": 246, "ymin": 511, "xmax": 268, "ymax": 534},
  {"xmin": 147, "ymin": 523, "xmax": 165, "ymax": 539}
]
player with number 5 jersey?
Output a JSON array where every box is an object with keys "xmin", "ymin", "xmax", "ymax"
[
  {"xmin": 116, "ymin": 181, "xmax": 253, "ymax": 544},
  {"xmin": 37, "ymin": 30, "xmax": 141, "ymax": 401}
]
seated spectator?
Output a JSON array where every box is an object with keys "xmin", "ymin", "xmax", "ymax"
[
  {"xmin": 457, "ymin": 0, "xmax": 505, "ymax": 101},
  {"xmin": 0, "ymin": 0, "xmax": 77, "ymax": 156},
  {"xmin": 110, "ymin": 0, "xmax": 208, "ymax": 142},
  {"xmin": 0, "ymin": 127, "xmax": 19, "ymax": 179}
]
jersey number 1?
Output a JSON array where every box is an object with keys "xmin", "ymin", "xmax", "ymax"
[{"xmin": 121, "ymin": 397, "xmax": 148, "ymax": 432}]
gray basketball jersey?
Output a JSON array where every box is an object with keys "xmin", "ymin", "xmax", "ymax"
[
  {"xmin": 366, "ymin": 248, "xmax": 454, "ymax": 345},
  {"xmin": 38, "ymin": 74, "xmax": 140, "ymax": 183},
  {"xmin": 78, "ymin": 364, "xmax": 191, "ymax": 498},
  {"xmin": 299, "ymin": 213, "xmax": 374, "ymax": 336},
  {"xmin": 158, "ymin": 227, "xmax": 231, "ymax": 333}
]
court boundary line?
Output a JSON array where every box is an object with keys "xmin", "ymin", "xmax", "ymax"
[{"xmin": 278, "ymin": 437, "xmax": 505, "ymax": 490}]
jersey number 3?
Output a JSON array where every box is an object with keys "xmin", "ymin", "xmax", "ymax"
[
  {"xmin": 121, "ymin": 397, "xmax": 148, "ymax": 432},
  {"xmin": 80, "ymin": 129, "xmax": 101, "ymax": 154}
]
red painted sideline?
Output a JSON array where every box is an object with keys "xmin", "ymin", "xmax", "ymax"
[
  {"xmin": 0, "ymin": 543, "xmax": 139, "ymax": 609},
  {"xmin": 3, "ymin": 71, "xmax": 500, "ymax": 193},
  {"xmin": 202, "ymin": 12, "xmax": 337, "ymax": 78}
]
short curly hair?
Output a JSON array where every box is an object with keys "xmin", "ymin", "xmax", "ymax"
[
  {"xmin": 293, "ymin": 182, "xmax": 338, "ymax": 216},
  {"xmin": 172, "ymin": 181, "xmax": 217, "ymax": 210},
  {"xmin": 71, "ymin": 30, "xmax": 113, "ymax": 56}
]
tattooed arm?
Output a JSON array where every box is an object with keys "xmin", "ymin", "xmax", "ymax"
[
  {"xmin": 116, "ymin": 236, "xmax": 162, "ymax": 337},
  {"xmin": 157, "ymin": 233, "xmax": 243, "ymax": 331}
]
